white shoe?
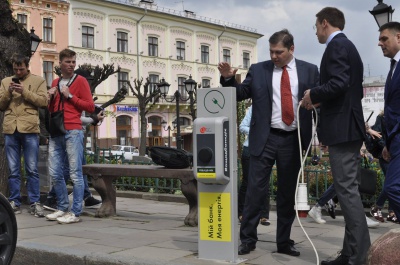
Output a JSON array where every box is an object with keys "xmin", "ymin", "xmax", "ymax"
[
  {"xmin": 46, "ymin": 210, "xmax": 67, "ymax": 221},
  {"xmin": 308, "ymin": 205, "xmax": 326, "ymax": 224},
  {"xmin": 366, "ymin": 215, "xmax": 379, "ymax": 228},
  {"xmin": 57, "ymin": 212, "xmax": 80, "ymax": 224}
]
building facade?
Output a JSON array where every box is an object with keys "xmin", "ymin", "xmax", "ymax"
[
  {"xmin": 68, "ymin": 0, "xmax": 263, "ymax": 151},
  {"xmin": 11, "ymin": 0, "xmax": 70, "ymax": 87}
]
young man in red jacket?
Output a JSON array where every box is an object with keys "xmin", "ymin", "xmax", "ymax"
[{"xmin": 46, "ymin": 48, "xmax": 95, "ymax": 224}]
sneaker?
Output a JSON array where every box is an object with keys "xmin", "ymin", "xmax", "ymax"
[
  {"xmin": 260, "ymin": 218, "xmax": 270, "ymax": 226},
  {"xmin": 57, "ymin": 212, "xmax": 80, "ymax": 224},
  {"xmin": 43, "ymin": 197, "xmax": 57, "ymax": 212},
  {"xmin": 84, "ymin": 196, "xmax": 102, "ymax": 208},
  {"xmin": 308, "ymin": 205, "xmax": 326, "ymax": 224},
  {"xmin": 370, "ymin": 206, "xmax": 385, "ymax": 222},
  {"xmin": 387, "ymin": 212, "xmax": 399, "ymax": 223},
  {"xmin": 366, "ymin": 215, "xmax": 379, "ymax": 228},
  {"xmin": 30, "ymin": 202, "xmax": 45, "ymax": 217},
  {"xmin": 46, "ymin": 210, "xmax": 67, "ymax": 221},
  {"xmin": 325, "ymin": 199, "xmax": 336, "ymax": 219},
  {"xmin": 10, "ymin": 201, "xmax": 21, "ymax": 214}
]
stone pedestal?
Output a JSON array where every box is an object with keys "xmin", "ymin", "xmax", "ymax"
[{"xmin": 367, "ymin": 228, "xmax": 400, "ymax": 265}]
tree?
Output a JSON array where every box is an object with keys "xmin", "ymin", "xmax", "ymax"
[
  {"xmin": 126, "ymin": 78, "xmax": 160, "ymax": 156},
  {"xmin": 0, "ymin": 0, "xmax": 31, "ymax": 194}
]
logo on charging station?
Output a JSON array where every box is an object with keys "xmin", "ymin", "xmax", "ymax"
[
  {"xmin": 199, "ymin": 126, "xmax": 212, "ymax": 134},
  {"xmin": 204, "ymin": 90, "xmax": 225, "ymax": 114}
]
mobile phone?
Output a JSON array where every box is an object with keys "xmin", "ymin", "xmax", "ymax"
[{"xmin": 12, "ymin": 77, "xmax": 20, "ymax": 84}]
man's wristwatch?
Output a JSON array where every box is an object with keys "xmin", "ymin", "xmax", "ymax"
[{"xmin": 68, "ymin": 93, "xmax": 73, "ymax": 100}]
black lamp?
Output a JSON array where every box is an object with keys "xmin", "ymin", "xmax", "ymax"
[
  {"xmin": 369, "ymin": 0, "xmax": 395, "ymax": 28},
  {"xmin": 30, "ymin": 27, "xmax": 42, "ymax": 55}
]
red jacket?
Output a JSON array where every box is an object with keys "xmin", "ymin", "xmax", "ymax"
[{"xmin": 49, "ymin": 75, "xmax": 95, "ymax": 130}]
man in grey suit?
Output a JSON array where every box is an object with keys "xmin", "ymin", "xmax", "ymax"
[
  {"xmin": 302, "ymin": 7, "xmax": 370, "ymax": 265},
  {"xmin": 218, "ymin": 29, "xmax": 319, "ymax": 257}
]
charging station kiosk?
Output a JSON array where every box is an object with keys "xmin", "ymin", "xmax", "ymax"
[{"xmin": 193, "ymin": 87, "xmax": 242, "ymax": 263}]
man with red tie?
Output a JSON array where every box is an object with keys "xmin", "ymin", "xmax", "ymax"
[{"xmin": 218, "ymin": 29, "xmax": 319, "ymax": 257}]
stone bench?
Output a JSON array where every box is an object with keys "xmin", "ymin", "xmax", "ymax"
[{"xmin": 82, "ymin": 164, "xmax": 198, "ymax": 227}]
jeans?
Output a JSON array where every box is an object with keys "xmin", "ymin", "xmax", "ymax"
[
  {"xmin": 5, "ymin": 132, "xmax": 40, "ymax": 206},
  {"xmin": 376, "ymin": 158, "xmax": 390, "ymax": 210},
  {"xmin": 48, "ymin": 154, "xmax": 91, "ymax": 200},
  {"xmin": 49, "ymin": 130, "xmax": 84, "ymax": 216},
  {"xmin": 317, "ymin": 184, "xmax": 336, "ymax": 206}
]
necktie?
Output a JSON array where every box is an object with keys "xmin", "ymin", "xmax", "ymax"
[
  {"xmin": 281, "ymin": 66, "xmax": 294, "ymax": 126},
  {"xmin": 387, "ymin": 59, "xmax": 396, "ymax": 86}
]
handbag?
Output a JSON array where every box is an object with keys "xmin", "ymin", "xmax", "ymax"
[
  {"xmin": 48, "ymin": 83, "xmax": 66, "ymax": 138},
  {"xmin": 365, "ymin": 133, "xmax": 385, "ymax": 159},
  {"xmin": 358, "ymin": 156, "xmax": 377, "ymax": 195},
  {"xmin": 149, "ymin": 146, "xmax": 193, "ymax": 169}
]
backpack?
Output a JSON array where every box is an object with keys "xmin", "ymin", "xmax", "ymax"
[{"xmin": 149, "ymin": 146, "xmax": 193, "ymax": 169}]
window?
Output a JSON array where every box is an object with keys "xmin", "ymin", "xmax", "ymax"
[
  {"xmin": 176, "ymin": 41, "xmax": 185, "ymax": 60},
  {"xmin": 178, "ymin": 77, "xmax": 187, "ymax": 99},
  {"xmin": 202, "ymin": 79, "xmax": 210, "ymax": 88},
  {"xmin": 148, "ymin": 37, "xmax": 158, "ymax": 56},
  {"xmin": 201, "ymin": 45, "xmax": 209, "ymax": 64},
  {"xmin": 43, "ymin": 18, "xmax": 53, "ymax": 42},
  {"xmin": 43, "ymin": 61, "xmax": 53, "ymax": 87},
  {"xmin": 243, "ymin": 52, "xmax": 250, "ymax": 69},
  {"xmin": 17, "ymin": 14, "xmax": 27, "ymax": 29},
  {"xmin": 149, "ymin": 74, "xmax": 159, "ymax": 103},
  {"xmin": 82, "ymin": 26, "xmax": 94, "ymax": 48},
  {"xmin": 223, "ymin": 49, "xmax": 231, "ymax": 64},
  {"xmin": 117, "ymin": 31, "xmax": 128, "ymax": 53},
  {"xmin": 118, "ymin": 72, "xmax": 129, "ymax": 94}
]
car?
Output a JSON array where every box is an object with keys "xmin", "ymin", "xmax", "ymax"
[{"xmin": 99, "ymin": 145, "xmax": 139, "ymax": 160}]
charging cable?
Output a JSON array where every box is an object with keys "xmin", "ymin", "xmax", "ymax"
[{"xmin": 294, "ymin": 104, "xmax": 319, "ymax": 264}]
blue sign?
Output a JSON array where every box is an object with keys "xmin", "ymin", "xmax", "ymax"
[{"xmin": 117, "ymin": 106, "xmax": 138, "ymax": 112}]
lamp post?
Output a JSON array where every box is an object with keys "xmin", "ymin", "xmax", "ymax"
[
  {"xmin": 29, "ymin": 27, "xmax": 42, "ymax": 56},
  {"xmin": 369, "ymin": 0, "xmax": 395, "ymax": 28},
  {"xmin": 161, "ymin": 120, "xmax": 177, "ymax": 147},
  {"xmin": 157, "ymin": 75, "xmax": 197, "ymax": 150}
]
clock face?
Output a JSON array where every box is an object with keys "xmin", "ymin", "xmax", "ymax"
[{"xmin": 203, "ymin": 90, "xmax": 225, "ymax": 114}]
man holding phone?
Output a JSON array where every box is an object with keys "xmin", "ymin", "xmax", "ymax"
[{"xmin": 0, "ymin": 54, "xmax": 48, "ymax": 217}]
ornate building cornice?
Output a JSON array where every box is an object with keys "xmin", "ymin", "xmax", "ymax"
[
  {"xmin": 110, "ymin": 17, "xmax": 136, "ymax": 28},
  {"xmin": 73, "ymin": 10, "xmax": 104, "ymax": 21},
  {"xmin": 111, "ymin": 55, "xmax": 136, "ymax": 65},
  {"xmin": 143, "ymin": 59, "xmax": 166, "ymax": 69},
  {"xmin": 196, "ymin": 33, "xmax": 216, "ymax": 42},
  {"xmin": 171, "ymin": 28, "xmax": 192, "ymax": 37},
  {"xmin": 198, "ymin": 66, "xmax": 216, "ymax": 74},
  {"xmin": 142, "ymin": 23, "xmax": 167, "ymax": 33},
  {"xmin": 76, "ymin": 51, "xmax": 104, "ymax": 62},
  {"xmin": 171, "ymin": 62, "xmax": 192, "ymax": 72}
]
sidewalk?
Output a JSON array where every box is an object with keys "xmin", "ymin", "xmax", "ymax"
[{"xmin": 13, "ymin": 195, "xmax": 396, "ymax": 265}]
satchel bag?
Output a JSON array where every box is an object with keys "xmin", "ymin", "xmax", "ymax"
[
  {"xmin": 365, "ymin": 133, "xmax": 385, "ymax": 159},
  {"xmin": 358, "ymin": 157, "xmax": 377, "ymax": 195},
  {"xmin": 48, "ymin": 81, "xmax": 66, "ymax": 138},
  {"xmin": 149, "ymin": 146, "xmax": 193, "ymax": 169}
]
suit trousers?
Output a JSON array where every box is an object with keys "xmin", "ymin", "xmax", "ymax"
[
  {"xmin": 384, "ymin": 135, "xmax": 400, "ymax": 221},
  {"xmin": 329, "ymin": 140, "xmax": 370, "ymax": 265},
  {"xmin": 240, "ymin": 129, "xmax": 300, "ymax": 250}
]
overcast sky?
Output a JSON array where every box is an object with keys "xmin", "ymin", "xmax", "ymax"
[{"xmin": 156, "ymin": 0, "xmax": 398, "ymax": 79}]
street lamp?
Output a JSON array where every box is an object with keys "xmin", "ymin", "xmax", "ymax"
[
  {"xmin": 29, "ymin": 27, "xmax": 42, "ymax": 56},
  {"xmin": 369, "ymin": 0, "xmax": 395, "ymax": 28},
  {"xmin": 161, "ymin": 120, "xmax": 176, "ymax": 147},
  {"xmin": 157, "ymin": 75, "xmax": 197, "ymax": 150}
]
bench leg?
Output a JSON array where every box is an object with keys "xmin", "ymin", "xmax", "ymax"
[
  {"xmin": 180, "ymin": 178, "xmax": 198, "ymax": 227},
  {"xmin": 90, "ymin": 175, "xmax": 117, "ymax": 217}
]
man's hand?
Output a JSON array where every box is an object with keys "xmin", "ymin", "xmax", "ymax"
[
  {"xmin": 367, "ymin": 128, "xmax": 382, "ymax": 139},
  {"xmin": 301, "ymin": 89, "xmax": 314, "ymax": 110},
  {"xmin": 12, "ymin": 82, "xmax": 24, "ymax": 94},
  {"xmin": 382, "ymin": 146, "xmax": 391, "ymax": 162},
  {"xmin": 48, "ymin": 87, "xmax": 58, "ymax": 100},
  {"xmin": 97, "ymin": 110, "xmax": 105, "ymax": 122},
  {"xmin": 61, "ymin": 85, "xmax": 70, "ymax": 98},
  {"xmin": 218, "ymin": 62, "xmax": 238, "ymax": 78}
]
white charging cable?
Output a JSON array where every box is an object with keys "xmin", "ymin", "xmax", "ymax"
[{"xmin": 294, "ymin": 104, "xmax": 319, "ymax": 264}]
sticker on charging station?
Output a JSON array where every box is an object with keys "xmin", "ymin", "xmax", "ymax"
[
  {"xmin": 199, "ymin": 192, "xmax": 231, "ymax": 242},
  {"xmin": 197, "ymin": 168, "xmax": 216, "ymax": 178}
]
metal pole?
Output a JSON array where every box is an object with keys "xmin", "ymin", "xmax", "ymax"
[
  {"xmin": 168, "ymin": 127, "xmax": 171, "ymax": 147},
  {"xmin": 175, "ymin": 90, "xmax": 181, "ymax": 149}
]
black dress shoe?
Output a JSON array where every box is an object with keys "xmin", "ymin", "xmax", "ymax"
[
  {"xmin": 277, "ymin": 245, "xmax": 300, "ymax": 256},
  {"xmin": 238, "ymin": 243, "xmax": 256, "ymax": 255},
  {"xmin": 321, "ymin": 254, "xmax": 349, "ymax": 265}
]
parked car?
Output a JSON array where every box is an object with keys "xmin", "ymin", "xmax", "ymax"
[
  {"xmin": 99, "ymin": 145, "xmax": 139, "ymax": 160},
  {"xmin": 0, "ymin": 192, "xmax": 17, "ymax": 265}
]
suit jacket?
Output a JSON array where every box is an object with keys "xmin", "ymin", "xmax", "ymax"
[
  {"xmin": 220, "ymin": 59, "xmax": 319, "ymax": 157},
  {"xmin": 310, "ymin": 33, "xmax": 365, "ymax": 146},
  {"xmin": 384, "ymin": 59, "xmax": 400, "ymax": 152}
]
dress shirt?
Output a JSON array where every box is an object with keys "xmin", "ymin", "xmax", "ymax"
[
  {"xmin": 271, "ymin": 57, "xmax": 298, "ymax": 130},
  {"xmin": 391, "ymin": 51, "xmax": 400, "ymax": 78},
  {"xmin": 326, "ymin": 30, "xmax": 342, "ymax": 46},
  {"xmin": 239, "ymin": 106, "xmax": 252, "ymax": 147}
]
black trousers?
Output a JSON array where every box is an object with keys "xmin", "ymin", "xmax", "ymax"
[
  {"xmin": 238, "ymin": 146, "xmax": 270, "ymax": 218},
  {"xmin": 240, "ymin": 129, "xmax": 300, "ymax": 250}
]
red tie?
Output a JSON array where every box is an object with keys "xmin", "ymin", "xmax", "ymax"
[{"xmin": 281, "ymin": 65, "xmax": 294, "ymax": 126}]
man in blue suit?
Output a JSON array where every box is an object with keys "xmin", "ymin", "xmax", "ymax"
[
  {"xmin": 218, "ymin": 29, "xmax": 319, "ymax": 257},
  {"xmin": 302, "ymin": 7, "xmax": 370, "ymax": 265},
  {"xmin": 379, "ymin": 22, "xmax": 400, "ymax": 231}
]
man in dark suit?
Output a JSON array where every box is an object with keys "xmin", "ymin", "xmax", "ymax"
[
  {"xmin": 302, "ymin": 7, "xmax": 370, "ymax": 265},
  {"xmin": 218, "ymin": 29, "xmax": 319, "ymax": 257},
  {"xmin": 378, "ymin": 22, "xmax": 400, "ymax": 229}
]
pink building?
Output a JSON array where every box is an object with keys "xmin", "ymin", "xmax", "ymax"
[{"xmin": 11, "ymin": 0, "xmax": 70, "ymax": 87}]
